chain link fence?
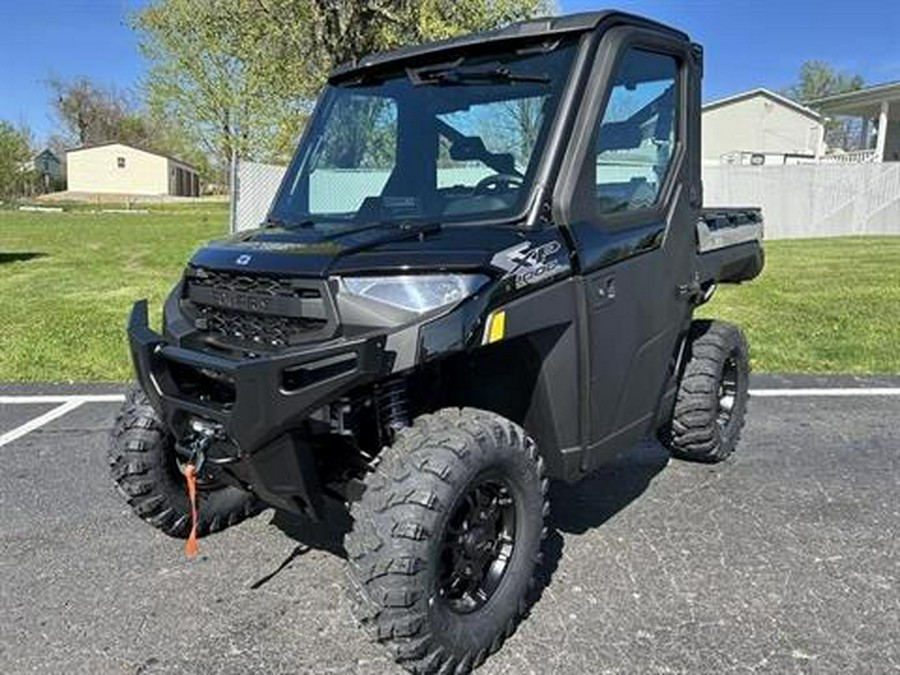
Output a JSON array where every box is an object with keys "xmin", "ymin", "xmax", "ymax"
[
  {"xmin": 231, "ymin": 159, "xmax": 287, "ymax": 233},
  {"xmin": 231, "ymin": 159, "xmax": 495, "ymax": 233},
  {"xmin": 230, "ymin": 160, "xmax": 397, "ymax": 232}
]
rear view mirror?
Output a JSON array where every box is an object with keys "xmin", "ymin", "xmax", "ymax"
[
  {"xmin": 449, "ymin": 135, "xmax": 488, "ymax": 162},
  {"xmin": 598, "ymin": 121, "xmax": 642, "ymax": 152},
  {"xmin": 449, "ymin": 136, "xmax": 517, "ymax": 174}
]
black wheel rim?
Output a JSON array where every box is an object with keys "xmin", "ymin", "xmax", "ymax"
[
  {"xmin": 717, "ymin": 355, "xmax": 739, "ymax": 433},
  {"xmin": 437, "ymin": 477, "xmax": 517, "ymax": 614}
]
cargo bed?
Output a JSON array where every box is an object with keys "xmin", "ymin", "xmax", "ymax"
[{"xmin": 697, "ymin": 207, "xmax": 765, "ymax": 285}]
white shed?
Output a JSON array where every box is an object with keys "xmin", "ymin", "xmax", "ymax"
[
  {"xmin": 702, "ymin": 89, "xmax": 825, "ymax": 166},
  {"xmin": 66, "ymin": 142, "xmax": 200, "ymax": 196}
]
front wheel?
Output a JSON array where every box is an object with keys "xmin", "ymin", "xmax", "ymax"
[
  {"xmin": 108, "ymin": 387, "xmax": 261, "ymax": 538},
  {"xmin": 345, "ymin": 408, "xmax": 548, "ymax": 674},
  {"xmin": 660, "ymin": 320, "xmax": 750, "ymax": 463}
]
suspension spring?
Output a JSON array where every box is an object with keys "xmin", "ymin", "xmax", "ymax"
[{"xmin": 376, "ymin": 378, "xmax": 410, "ymax": 441}]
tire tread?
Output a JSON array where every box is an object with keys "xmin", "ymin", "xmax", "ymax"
[
  {"xmin": 661, "ymin": 320, "xmax": 750, "ymax": 463},
  {"xmin": 108, "ymin": 386, "xmax": 262, "ymax": 539},
  {"xmin": 346, "ymin": 408, "xmax": 547, "ymax": 674}
]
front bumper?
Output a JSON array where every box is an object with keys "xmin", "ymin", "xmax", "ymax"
[{"xmin": 128, "ymin": 300, "xmax": 390, "ymax": 516}]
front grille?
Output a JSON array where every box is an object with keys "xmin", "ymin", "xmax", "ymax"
[
  {"xmin": 184, "ymin": 267, "xmax": 333, "ymax": 348},
  {"xmin": 195, "ymin": 305, "xmax": 326, "ymax": 347},
  {"xmin": 189, "ymin": 268, "xmax": 321, "ymax": 300}
]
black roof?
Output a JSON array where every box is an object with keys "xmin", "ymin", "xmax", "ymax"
[{"xmin": 329, "ymin": 11, "xmax": 688, "ymax": 84}]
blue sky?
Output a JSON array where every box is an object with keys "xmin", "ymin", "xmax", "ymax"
[{"xmin": 2, "ymin": 0, "xmax": 899, "ymax": 143}]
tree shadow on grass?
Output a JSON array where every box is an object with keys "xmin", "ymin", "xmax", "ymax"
[{"xmin": 0, "ymin": 252, "xmax": 46, "ymax": 264}]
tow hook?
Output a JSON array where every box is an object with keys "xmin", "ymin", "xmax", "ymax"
[
  {"xmin": 176, "ymin": 419, "xmax": 220, "ymax": 475},
  {"xmin": 177, "ymin": 419, "xmax": 219, "ymax": 559}
]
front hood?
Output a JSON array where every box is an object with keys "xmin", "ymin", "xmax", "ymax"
[{"xmin": 189, "ymin": 222, "xmax": 548, "ymax": 277}]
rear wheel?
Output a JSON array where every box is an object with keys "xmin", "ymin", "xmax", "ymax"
[
  {"xmin": 660, "ymin": 320, "xmax": 750, "ymax": 463},
  {"xmin": 345, "ymin": 408, "xmax": 547, "ymax": 674},
  {"xmin": 108, "ymin": 387, "xmax": 261, "ymax": 538}
]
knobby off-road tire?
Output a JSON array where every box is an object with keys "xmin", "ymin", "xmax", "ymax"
[
  {"xmin": 108, "ymin": 387, "xmax": 261, "ymax": 539},
  {"xmin": 346, "ymin": 408, "xmax": 548, "ymax": 674},
  {"xmin": 661, "ymin": 320, "xmax": 750, "ymax": 463}
]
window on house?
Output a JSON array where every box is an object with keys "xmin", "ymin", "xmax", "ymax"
[
  {"xmin": 594, "ymin": 49, "xmax": 679, "ymax": 214},
  {"xmin": 117, "ymin": 157, "xmax": 126, "ymax": 169}
]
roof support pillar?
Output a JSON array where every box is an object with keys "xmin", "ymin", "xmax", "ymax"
[{"xmin": 876, "ymin": 100, "xmax": 889, "ymax": 161}]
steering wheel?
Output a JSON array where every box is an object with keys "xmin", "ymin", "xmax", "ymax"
[{"xmin": 473, "ymin": 173, "xmax": 524, "ymax": 195}]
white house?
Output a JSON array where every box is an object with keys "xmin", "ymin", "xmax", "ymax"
[
  {"xmin": 66, "ymin": 142, "xmax": 200, "ymax": 196},
  {"xmin": 702, "ymin": 89, "xmax": 825, "ymax": 166},
  {"xmin": 809, "ymin": 81, "xmax": 900, "ymax": 163}
]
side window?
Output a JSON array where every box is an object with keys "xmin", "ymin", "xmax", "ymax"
[
  {"xmin": 595, "ymin": 49, "xmax": 678, "ymax": 214},
  {"xmin": 308, "ymin": 95, "xmax": 397, "ymax": 214}
]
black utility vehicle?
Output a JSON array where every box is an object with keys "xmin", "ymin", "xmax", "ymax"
[{"xmin": 112, "ymin": 10, "xmax": 764, "ymax": 673}]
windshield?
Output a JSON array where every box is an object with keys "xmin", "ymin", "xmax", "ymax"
[{"xmin": 269, "ymin": 39, "xmax": 577, "ymax": 229}]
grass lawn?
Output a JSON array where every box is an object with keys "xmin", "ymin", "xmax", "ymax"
[
  {"xmin": 1, "ymin": 209, "xmax": 898, "ymax": 381},
  {"xmin": 0, "ymin": 207, "xmax": 227, "ymax": 382},
  {"xmin": 700, "ymin": 236, "xmax": 900, "ymax": 374}
]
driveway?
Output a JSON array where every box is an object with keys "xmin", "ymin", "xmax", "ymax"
[{"xmin": 1, "ymin": 377, "xmax": 898, "ymax": 674}]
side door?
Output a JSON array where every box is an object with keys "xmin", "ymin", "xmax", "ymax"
[{"xmin": 553, "ymin": 27, "xmax": 702, "ymax": 470}]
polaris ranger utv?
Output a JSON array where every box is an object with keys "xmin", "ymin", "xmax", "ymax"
[{"xmin": 111, "ymin": 10, "xmax": 764, "ymax": 673}]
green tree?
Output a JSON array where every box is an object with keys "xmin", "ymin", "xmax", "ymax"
[
  {"xmin": 782, "ymin": 61, "xmax": 864, "ymax": 103},
  {"xmin": 49, "ymin": 77, "xmax": 138, "ymax": 146},
  {"xmin": 133, "ymin": 0, "xmax": 552, "ymax": 179},
  {"xmin": 782, "ymin": 61, "xmax": 865, "ymax": 151},
  {"xmin": 48, "ymin": 76, "xmax": 210, "ymax": 179},
  {"xmin": 0, "ymin": 121, "xmax": 32, "ymax": 202}
]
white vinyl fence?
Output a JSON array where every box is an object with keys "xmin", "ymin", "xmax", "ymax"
[
  {"xmin": 233, "ymin": 159, "xmax": 900, "ymax": 240},
  {"xmin": 703, "ymin": 163, "xmax": 900, "ymax": 239}
]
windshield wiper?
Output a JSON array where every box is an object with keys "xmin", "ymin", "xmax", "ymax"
[
  {"xmin": 334, "ymin": 221, "xmax": 442, "ymax": 258},
  {"xmin": 409, "ymin": 65, "xmax": 550, "ymax": 86},
  {"xmin": 263, "ymin": 216, "xmax": 319, "ymax": 230}
]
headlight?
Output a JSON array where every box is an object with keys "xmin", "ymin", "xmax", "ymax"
[{"xmin": 340, "ymin": 274, "xmax": 489, "ymax": 314}]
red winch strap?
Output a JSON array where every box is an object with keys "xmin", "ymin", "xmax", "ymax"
[{"xmin": 184, "ymin": 464, "xmax": 200, "ymax": 558}]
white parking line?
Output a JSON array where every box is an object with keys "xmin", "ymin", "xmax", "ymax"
[
  {"xmin": 0, "ymin": 394, "xmax": 126, "ymax": 405},
  {"xmin": 751, "ymin": 388, "xmax": 900, "ymax": 397},
  {"xmin": 0, "ymin": 399, "xmax": 85, "ymax": 448},
  {"xmin": 0, "ymin": 386, "xmax": 898, "ymax": 448}
]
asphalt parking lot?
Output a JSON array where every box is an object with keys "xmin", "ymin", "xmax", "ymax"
[{"xmin": 2, "ymin": 377, "xmax": 899, "ymax": 674}]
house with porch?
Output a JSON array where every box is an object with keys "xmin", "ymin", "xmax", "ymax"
[
  {"xmin": 704, "ymin": 81, "xmax": 900, "ymax": 239},
  {"xmin": 810, "ymin": 81, "xmax": 900, "ymax": 163},
  {"xmin": 701, "ymin": 88, "xmax": 825, "ymax": 166}
]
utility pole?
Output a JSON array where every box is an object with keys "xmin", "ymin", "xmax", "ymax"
[{"xmin": 229, "ymin": 142, "xmax": 239, "ymax": 234}]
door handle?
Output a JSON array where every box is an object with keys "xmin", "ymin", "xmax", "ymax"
[
  {"xmin": 594, "ymin": 275, "xmax": 616, "ymax": 307},
  {"xmin": 677, "ymin": 272, "xmax": 702, "ymax": 300}
]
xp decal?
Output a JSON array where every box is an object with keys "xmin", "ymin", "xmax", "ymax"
[{"xmin": 491, "ymin": 239, "xmax": 570, "ymax": 289}]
